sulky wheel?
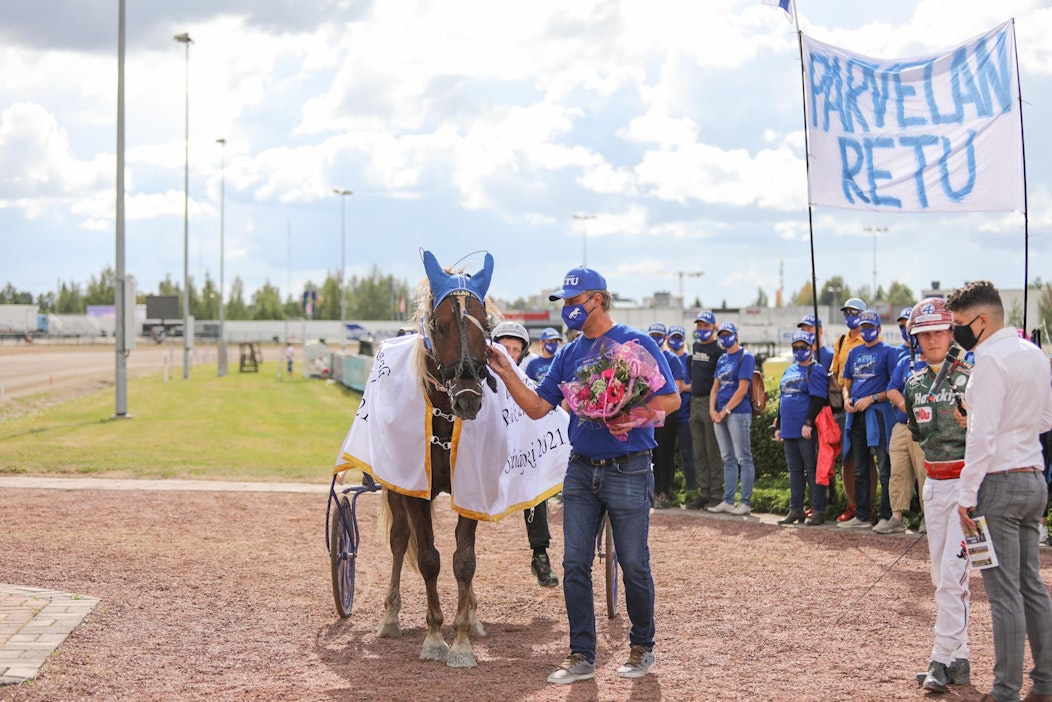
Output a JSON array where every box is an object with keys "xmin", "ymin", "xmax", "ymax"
[{"xmin": 330, "ymin": 495, "xmax": 357, "ymax": 618}]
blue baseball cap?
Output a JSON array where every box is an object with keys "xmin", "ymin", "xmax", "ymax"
[
  {"xmin": 718, "ymin": 321, "xmax": 738, "ymax": 335},
  {"xmin": 549, "ymin": 266, "xmax": 607, "ymax": 301},
  {"xmin": 897, "ymin": 307, "xmax": 913, "ymax": 322},
  {"xmin": 648, "ymin": 322, "xmax": 667, "ymax": 337},
  {"xmin": 791, "ymin": 331, "xmax": 814, "ymax": 346},
  {"xmin": 539, "ymin": 326, "xmax": 562, "ymax": 341},
  {"xmin": 668, "ymin": 324, "xmax": 686, "ymax": 337},
  {"xmin": 859, "ymin": 310, "xmax": 881, "ymax": 327},
  {"xmin": 694, "ymin": 310, "xmax": 716, "ymax": 325},
  {"xmin": 796, "ymin": 314, "xmax": 822, "ymax": 329}
]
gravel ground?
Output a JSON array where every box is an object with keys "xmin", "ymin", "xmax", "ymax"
[{"xmin": 3, "ymin": 485, "xmax": 1048, "ymax": 701}]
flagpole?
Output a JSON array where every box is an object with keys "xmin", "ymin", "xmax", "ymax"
[
  {"xmin": 787, "ymin": 3, "xmax": 822, "ymax": 343},
  {"xmin": 1010, "ymin": 18, "xmax": 1032, "ymax": 335}
]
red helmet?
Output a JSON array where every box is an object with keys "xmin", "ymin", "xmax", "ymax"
[{"xmin": 907, "ymin": 297, "xmax": 952, "ymax": 335}]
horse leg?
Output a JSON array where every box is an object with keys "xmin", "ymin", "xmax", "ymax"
[
  {"xmin": 404, "ymin": 498, "xmax": 448, "ymax": 662},
  {"xmin": 447, "ymin": 515, "xmax": 480, "ymax": 668},
  {"xmin": 377, "ymin": 491, "xmax": 408, "ymax": 639}
]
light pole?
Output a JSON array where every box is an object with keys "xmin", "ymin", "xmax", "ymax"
[
  {"xmin": 573, "ymin": 213, "xmax": 596, "ymax": 266},
  {"xmin": 174, "ymin": 31, "xmax": 192, "ymax": 379},
  {"xmin": 676, "ymin": 271, "xmax": 703, "ymax": 308},
  {"xmin": 216, "ymin": 137, "xmax": 227, "ymax": 376},
  {"xmin": 863, "ymin": 226, "xmax": 887, "ymax": 297},
  {"xmin": 114, "ymin": 0, "xmax": 129, "ymax": 417},
  {"xmin": 333, "ymin": 188, "xmax": 353, "ymax": 349}
]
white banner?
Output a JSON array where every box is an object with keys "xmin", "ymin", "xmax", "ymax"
[
  {"xmin": 334, "ymin": 335, "xmax": 569, "ymax": 522},
  {"xmin": 802, "ymin": 21, "xmax": 1023, "ymax": 213}
]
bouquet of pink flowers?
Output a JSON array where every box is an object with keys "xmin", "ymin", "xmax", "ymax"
[{"xmin": 559, "ymin": 337, "xmax": 668, "ymax": 440}]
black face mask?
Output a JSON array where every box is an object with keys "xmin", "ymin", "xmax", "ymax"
[{"xmin": 953, "ymin": 314, "xmax": 984, "ymax": 351}]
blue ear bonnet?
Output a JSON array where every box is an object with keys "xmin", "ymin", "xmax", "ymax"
[{"xmin": 422, "ymin": 250, "xmax": 494, "ymax": 308}]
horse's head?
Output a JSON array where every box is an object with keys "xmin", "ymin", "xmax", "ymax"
[{"xmin": 419, "ymin": 250, "xmax": 496, "ymax": 420}]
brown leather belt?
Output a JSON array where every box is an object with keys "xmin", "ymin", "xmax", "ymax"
[{"xmin": 925, "ymin": 460, "xmax": 964, "ymax": 481}]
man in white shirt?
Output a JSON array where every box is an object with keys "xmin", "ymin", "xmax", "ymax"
[{"xmin": 948, "ymin": 280, "xmax": 1052, "ymax": 702}]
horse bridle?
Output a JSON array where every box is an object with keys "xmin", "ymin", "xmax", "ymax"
[{"xmin": 424, "ymin": 292, "xmax": 497, "ymax": 404}]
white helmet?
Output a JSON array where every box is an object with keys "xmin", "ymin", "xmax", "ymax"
[{"xmin": 491, "ymin": 321, "xmax": 530, "ymax": 346}]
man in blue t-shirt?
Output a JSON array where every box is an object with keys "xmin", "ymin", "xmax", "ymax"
[
  {"xmin": 525, "ymin": 326, "xmax": 562, "ymax": 383},
  {"xmin": 838, "ymin": 310, "xmax": 899, "ymax": 530},
  {"xmin": 667, "ymin": 325, "xmax": 696, "ymax": 498},
  {"xmin": 705, "ymin": 322, "xmax": 757, "ymax": 516},
  {"xmin": 487, "ymin": 265, "xmax": 679, "ymax": 686}
]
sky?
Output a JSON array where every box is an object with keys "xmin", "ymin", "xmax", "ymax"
[{"xmin": 1, "ymin": 0, "xmax": 1050, "ymax": 310}]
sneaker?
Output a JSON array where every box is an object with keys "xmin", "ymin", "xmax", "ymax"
[
  {"xmin": 730, "ymin": 502, "xmax": 751, "ymax": 516},
  {"xmin": 704, "ymin": 499, "xmax": 723, "ymax": 510},
  {"xmin": 1040, "ymin": 524, "xmax": 1049, "ymax": 545},
  {"xmin": 804, "ymin": 512, "xmax": 826, "ymax": 526},
  {"xmin": 531, "ymin": 553, "xmax": 559, "ymax": 588},
  {"xmin": 616, "ymin": 645, "xmax": 656, "ymax": 679},
  {"xmin": 837, "ymin": 516, "xmax": 872, "ymax": 529},
  {"xmin": 653, "ymin": 495, "xmax": 669, "ymax": 510},
  {"xmin": 947, "ymin": 658, "xmax": 970, "ymax": 685},
  {"xmin": 685, "ymin": 496, "xmax": 707, "ymax": 510},
  {"xmin": 836, "ymin": 505, "xmax": 856, "ymax": 522},
  {"xmin": 873, "ymin": 517, "xmax": 906, "ymax": 534},
  {"xmin": 707, "ymin": 501, "xmax": 735, "ymax": 513},
  {"xmin": 918, "ymin": 517, "xmax": 927, "ymax": 535},
  {"xmin": 547, "ymin": 653, "xmax": 595, "ymax": 684}
]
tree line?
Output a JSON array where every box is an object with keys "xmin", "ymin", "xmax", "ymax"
[{"xmin": 0, "ymin": 266, "xmax": 413, "ymax": 321}]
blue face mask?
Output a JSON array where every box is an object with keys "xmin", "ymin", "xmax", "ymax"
[
  {"xmin": 844, "ymin": 314, "xmax": 861, "ymax": 330},
  {"xmin": 899, "ymin": 325, "xmax": 909, "ymax": 343},
  {"xmin": 695, "ymin": 328, "xmax": 714, "ymax": 343},
  {"xmin": 792, "ymin": 347, "xmax": 812, "ymax": 363},
  {"xmin": 542, "ymin": 341, "xmax": 559, "ymax": 355},
  {"xmin": 561, "ymin": 301, "xmax": 592, "ymax": 331},
  {"xmin": 718, "ymin": 333, "xmax": 737, "ymax": 349},
  {"xmin": 667, "ymin": 337, "xmax": 684, "ymax": 351},
  {"xmin": 860, "ymin": 326, "xmax": 880, "ymax": 343}
]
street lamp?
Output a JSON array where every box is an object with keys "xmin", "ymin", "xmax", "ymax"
[
  {"xmin": 333, "ymin": 188, "xmax": 353, "ymax": 349},
  {"xmin": 676, "ymin": 271, "xmax": 703, "ymax": 308},
  {"xmin": 174, "ymin": 31, "xmax": 192, "ymax": 379},
  {"xmin": 216, "ymin": 137, "xmax": 227, "ymax": 377},
  {"xmin": 863, "ymin": 226, "xmax": 887, "ymax": 297},
  {"xmin": 573, "ymin": 213, "xmax": 596, "ymax": 266}
]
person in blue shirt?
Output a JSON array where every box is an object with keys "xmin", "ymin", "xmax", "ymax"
[
  {"xmin": 797, "ymin": 314, "xmax": 834, "ymax": 371},
  {"xmin": 667, "ymin": 325, "xmax": 697, "ymax": 500},
  {"xmin": 837, "ymin": 310, "xmax": 899, "ymax": 530},
  {"xmin": 774, "ymin": 331, "xmax": 830, "ymax": 526},
  {"xmin": 706, "ymin": 322, "xmax": 757, "ymax": 516},
  {"xmin": 649, "ymin": 323, "xmax": 685, "ymax": 509},
  {"xmin": 487, "ymin": 265, "xmax": 679, "ymax": 685},
  {"xmin": 525, "ymin": 326, "xmax": 562, "ymax": 383},
  {"xmin": 895, "ymin": 307, "xmax": 914, "ymax": 361}
]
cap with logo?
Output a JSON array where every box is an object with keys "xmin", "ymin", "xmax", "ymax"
[
  {"xmin": 648, "ymin": 322, "xmax": 667, "ymax": 337},
  {"xmin": 897, "ymin": 307, "xmax": 913, "ymax": 322},
  {"xmin": 840, "ymin": 297, "xmax": 867, "ymax": 313},
  {"xmin": 694, "ymin": 310, "xmax": 716, "ymax": 325},
  {"xmin": 791, "ymin": 330, "xmax": 814, "ymax": 346},
  {"xmin": 859, "ymin": 310, "xmax": 882, "ymax": 327},
  {"xmin": 539, "ymin": 327, "xmax": 562, "ymax": 341},
  {"xmin": 668, "ymin": 324, "xmax": 686, "ymax": 337},
  {"xmin": 549, "ymin": 267, "xmax": 607, "ymax": 301},
  {"xmin": 718, "ymin": 321, "xmax": 738, "ymax": 335},
  {"xmin": 907, "ymin": 297, "xmax": 953, "ymax": 334},
  {"xmin": 797, "ymin": 313, "xmax": 822, "ymax": 329}
]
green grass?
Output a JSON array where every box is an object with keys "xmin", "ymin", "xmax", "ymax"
[{"xmin": 0, "ymin": 366, "xmax": 362, "ymax": 483}]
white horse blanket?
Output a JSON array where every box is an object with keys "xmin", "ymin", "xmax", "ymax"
[{"xmin": 334, "ymin": 334, "xmax": 569, "ymax": 521}]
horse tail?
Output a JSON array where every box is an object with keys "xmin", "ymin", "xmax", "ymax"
[{"xmin": 376, "ymin": 487, "xmax": 434, "ymax": 574}]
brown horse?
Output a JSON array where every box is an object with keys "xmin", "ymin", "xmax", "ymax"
[{"xmin": 376, "ymin": 250, "xmax": 497, "ymax": 668}]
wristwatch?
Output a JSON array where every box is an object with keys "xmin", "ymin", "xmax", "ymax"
[{"xmin": 872, "ymin": 394, "xmax": 878, "ymax": 403}]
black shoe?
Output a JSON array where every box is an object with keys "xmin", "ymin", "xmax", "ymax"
[
  {"xmin": 685, "ymin": 496, "xmax": 707, "ymax": 510},
  {"xmin": 921, "ymin": 661, "xmax": 948, "ymax": 693},
  {"xmin": 804, "ymin": 513, "xmax": 826, "ymax": 526},
  {"xmin": 947, "ymin": 658, "xmax": 970, "ymax": 685},
  {"xmin": 777, "ymin": 510, "xmax": 806, "ymax": 525},
  {"xmin": 531, "ymin": 553, "xmax": 559, "ymax": 588}
]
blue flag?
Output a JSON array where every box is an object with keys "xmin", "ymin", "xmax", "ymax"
[{"xmin": 762, "ymin": 0, "xmax": 793, "ymax": 22}]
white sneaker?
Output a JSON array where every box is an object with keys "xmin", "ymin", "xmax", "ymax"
[
  {"xmin": 1040, "ymin": 524, "xmax": 1048, "ymax": 546},
  {"xmin": 837, "ymin": 516, "xmax": 871, "ymax": 529},
  {"xmin": 872, "ymin": 519, "xmax": 889, "ymax": 532},
  {"xmin": 730, "ymin": 502, "xmax": 751, "ymax": 516},
  {"xmin": 616, "ymin": 645, "xmax": 655, "ymax": 679},
  {"xmin": 706, "ymin": 501, "xmax": 734, "ymax": 513}
]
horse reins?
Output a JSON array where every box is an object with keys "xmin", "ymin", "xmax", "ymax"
[{"xmin": 423, "ymin": 292, "xmax": 496, "ymax": 404}]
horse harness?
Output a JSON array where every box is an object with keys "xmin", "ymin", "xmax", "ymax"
[{"xmin": 422, "ymin": 291, "xmax": 498, "ymax": 407}]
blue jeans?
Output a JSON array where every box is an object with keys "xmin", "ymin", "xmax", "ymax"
[
  {"xmin": 850, "ymin": 411, "xmax": 890, "ymax": 522},
  {"xmin": 562, "ymin": 453, "xmax": 656, "ymax": 661},
  {"xmin": 784, "ymin": 436, "xmax": 826, "ymax": 512},
  {"xmin": 676, "ymin": 420, "xmax": 697, "ymax": 491},
  {"xmin": 714, "ymin": 412, "xmax": 755, "ymax": 505}
]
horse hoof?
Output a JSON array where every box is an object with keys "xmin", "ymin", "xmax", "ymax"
[
  {"xmin": 377, "ymin": 621, "xmax": 402, "ymax": 639},
  {"xmin": 420, "ymin": 638, "xmax": 449, "ymax": 662},
  {"xmin": 447, "ymin": 648, "xmax": 477, "ymax": 668}
]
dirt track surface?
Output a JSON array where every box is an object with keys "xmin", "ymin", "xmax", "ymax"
[{"xmin": 4, "ymin": 485, "xmax": 1050, "ymax": 701}]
